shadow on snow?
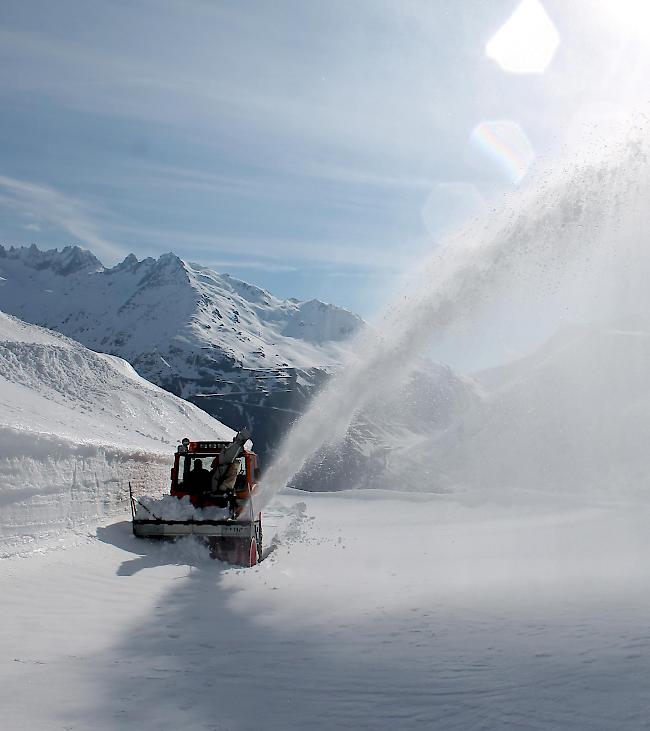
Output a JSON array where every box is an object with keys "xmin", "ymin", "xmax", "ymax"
[
  {"xmin": 96, "ymin": 520, "xmax": 223, "ymax": 576},
  {"xmin": 86, "ymin": 522, "xmax": 650, "ymax": 730}
]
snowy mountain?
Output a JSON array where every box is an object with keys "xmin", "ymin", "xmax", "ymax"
[
  {"xmin": 425, "ymin": 321, "xmax": 650, "ymax": 495},
  {"xmin": 0, "ymin": 309, "xmax": 233, "ymax": 554},
  {"xmin": 289, "ymin": 319, "xmax": 650, "ymax": 496},
  {"xmin": 0, "ymin": 244, "xmax": 363, "ymax": 460},
  {"xmin": 291, "ymin": 362, "xmax": 479, "ymax": 492}
]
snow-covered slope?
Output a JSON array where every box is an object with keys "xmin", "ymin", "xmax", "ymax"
[
  {"xmin": 0, "ymin": 310, "xmax": 233, "ymax": 554},
  {"xmin": 291, "ymin": 362, "xmax": 479, "ymax": 492},
  {"xmin": 0, "ymin": 246, "xmax": 360, "ymax": 370},
  {"xmin": 0, "ymin": 245, "xmax": 363, "ymax": 459},
  {"xmin": 286, "ymin": 319, "xmax": 650, "ymax": 497},
  {"xmin": 426, "ymin": 321, "xmax": 650, "ymax": 495}
]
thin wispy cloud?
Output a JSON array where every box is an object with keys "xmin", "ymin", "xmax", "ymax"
[
  {"xmin": 109, "ymin": 221, "xmax": 421, "ymax": 270},
  {"xmin": 0, "ymin": 3, "xmax": 474, "ymax": 177},
  {"xmin": 117, "ymin": 160, "xmax": 432, "ymax": 201},
  {"xmin": 201, "ymin": 260, "xmax": 299, "ymax": 274},
  {"xmin": 0, "ymin": 174, "xmax": 123, "ymax": 262},
  {"xmin": 0, "ymin": 0, "xmax": 632, "ymax": 316}
]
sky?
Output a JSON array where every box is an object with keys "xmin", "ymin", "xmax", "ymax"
[{"xmin": 0, "ymin": 0, "xmax": 649, "ymax": 320}]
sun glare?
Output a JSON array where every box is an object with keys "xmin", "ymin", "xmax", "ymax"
[
  {"xmin": 596, "ymin": 0, "xmax": 650, "ymax": 36},
  {"xmin": 486, "ymin": 0, "xmax": 559, "ymax": 74}
]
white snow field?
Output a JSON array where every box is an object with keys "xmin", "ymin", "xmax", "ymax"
[
  {"xmin": 0, "ymin": 310, "xmax": 233, "ymax": 555},
  {"xmin": 3, "ymin": 313, "xmax": 650, "ymax": 729},
  {"xmin": 3, "ymin": 312, "xmax": 650, "ymax": 728},
  {"xmin": 2, "ymin": 489, "xmax": 650, "ymax": 730}
]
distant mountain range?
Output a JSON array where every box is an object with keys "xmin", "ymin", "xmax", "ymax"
[
  {"xmin": 3, "ymin": 245, "xmax": 644, "ymax": 498},
  {"xmin": 0, "ymin": 244, "xmax": 363, "ymax": 461}
]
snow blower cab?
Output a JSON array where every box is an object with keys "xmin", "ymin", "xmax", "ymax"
[{"xmin": 130, "ymin": 428, "xmax": 263, "ymax": 566}]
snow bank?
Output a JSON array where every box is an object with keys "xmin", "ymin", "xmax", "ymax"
[{"xmin": 0, "ymin": 311, "xmax": 233, "ymax": 554}]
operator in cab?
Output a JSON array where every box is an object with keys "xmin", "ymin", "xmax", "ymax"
[{"xmin": 185, "ymin": 458, "xmax": 211, "ymax": 494}]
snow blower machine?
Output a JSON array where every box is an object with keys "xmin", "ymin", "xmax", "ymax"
[{"xmin": 130, "ymin": 428, "xmax": 263, "ymax": 566}]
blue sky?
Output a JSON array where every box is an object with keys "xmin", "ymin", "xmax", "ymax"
[{"xmin": 0, "ymin": 0, "xmax": 646, "ymax": 318}]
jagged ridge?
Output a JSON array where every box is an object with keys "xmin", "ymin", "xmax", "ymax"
[{"xmin": 0, "ymin": 245, "xmax": 364, "ymax": 461}]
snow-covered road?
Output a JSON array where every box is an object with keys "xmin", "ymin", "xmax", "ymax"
[{"xmin": 3, "ymin": 490, "xmax": 650, "ymax": 730}]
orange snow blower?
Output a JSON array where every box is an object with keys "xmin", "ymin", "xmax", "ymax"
[{"xmin": 130, "ymin": 429, "xmax": 263, "ymax": 566}]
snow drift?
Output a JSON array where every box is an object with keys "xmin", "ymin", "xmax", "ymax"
[{"xmin": 0, "ymin": 311, "xmax": 233, "ymax": 554}]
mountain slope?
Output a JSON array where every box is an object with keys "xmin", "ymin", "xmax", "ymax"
[
  {"xmin": 0, "ymin": 245, "xmax": 363, "ymax": 459},
  {"xmin": 291, "ymin": 361, "xmax": 479, "ymax": 492},
  {"xmin": 0, "ymin": 309, "xmax": 233, "ymax": 554},
  {"xmin": 427, "ymin": 321, "xmax": 650, "ymax": 495}
]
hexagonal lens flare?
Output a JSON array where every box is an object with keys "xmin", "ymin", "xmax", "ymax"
[
  {"xmin": 486, "ymin": 0, "xmax": 559, "ymax": 74},
  {"xmin": 470, "ymin": 120, "xmax": 535, "ymax": 184}
]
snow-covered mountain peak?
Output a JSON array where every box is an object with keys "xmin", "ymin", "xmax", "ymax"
[
  {"xmin": 136, "ymin": 251, "xmax": 189, "ymax": 288},
  {"xmin": 282, "ymin": 298, "xmax": 359, "ymax": 344},
  {"xmin": 0, "ymin": 244, "xmax": 102, "ymax": 276},
  {"xmin": 110, "ymin": 252, "xmax": 140, "ymax": 272},
  {"xmin": 219, "ymin": 271, "xmax": 275, "ymax": 305},
  {"xmin": 0, "ymin": 245, "xmax": 362, "ymax": 355},
  {"xmin": 106, "ymin": 251, "xmax": 189, "ymax": 287},
  {"xmin": 0, "ymin": 244, "xmax": 363, "ymax": 368},
  {"xmin": 0, "ymin": 244, "xmax": 364, "ymax": 458}
]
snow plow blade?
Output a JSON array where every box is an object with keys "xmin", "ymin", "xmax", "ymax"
[
  {"xmin": 131, "ymin": 497, "xmax": 262, "ymax": 566},
  {"xmin": 132, "ymin": 518, "xmax": 255, "ymax": 539}
]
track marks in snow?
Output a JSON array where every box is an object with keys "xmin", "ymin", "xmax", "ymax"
[{"xmin": 5, "ymin": 493, "xmax": 650, "ymax": 729}]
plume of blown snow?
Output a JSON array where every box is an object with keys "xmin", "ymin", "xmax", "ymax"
[{"xmin": 258, "ymin": 123, "xmax": 650, "ymax": 507}]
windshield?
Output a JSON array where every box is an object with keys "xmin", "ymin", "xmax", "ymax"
[{"xmin": 177, "ymin": 455, "xmax": 245, "ymax": 487}]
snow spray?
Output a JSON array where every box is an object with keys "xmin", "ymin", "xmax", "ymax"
[{"xmin": 256, "ymin": 124, "xmax": 650, "ymax": 509}]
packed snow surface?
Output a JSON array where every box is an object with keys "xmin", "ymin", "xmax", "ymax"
[
  {"xmin": 0, "ymin": 310, "xmax": 233, "ymax": 553},
  {"xmin": 2, "ymin": 489, "xmax": 650, "ymax": 730}
]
